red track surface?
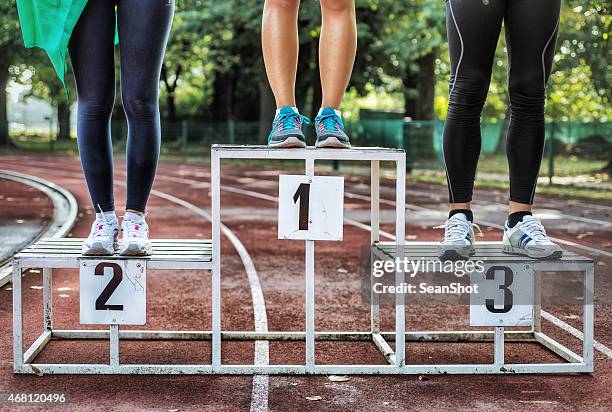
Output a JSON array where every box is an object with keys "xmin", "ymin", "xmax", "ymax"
[{"xmin": 0, "ymin": 155, "xmax": 610, "ymax": 411}]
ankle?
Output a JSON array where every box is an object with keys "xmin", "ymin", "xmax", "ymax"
[
  {"xmin": 276, "ymin": 106, "xmax": 299, "ymax": 115},
  {"xmin": 449, "ymin": 209, "xmax": 473, "ymax": 222},
  {"xmin": 124, "ymin": 211, "xmax": 146, "ymax": 223},
  {"xmin": 507, "ymin": 211, "xmax": 532, "ymax": 228},
  {"xmin": 318, "ymin": 107, "xmax": 341, "ymax": 116}
]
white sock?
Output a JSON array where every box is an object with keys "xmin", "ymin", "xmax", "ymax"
[
  {"xmin": 96, "ymin": 211, "xmax": 117, "ymax": 222},
  {"xmin": 276, "ymin": 106, "xmax": 299, "ymax": 116},
  {"xmin": 318, "ymin": 107, "xmax": 341, "ymax": 117},
  {"xmin": 124, "ymin": 211, "xmax": 145, "ymax": 224}
]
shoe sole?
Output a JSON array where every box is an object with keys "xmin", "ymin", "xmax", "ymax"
[
  {"xmin": 316, "ymin": 136, "xmax": 351, "ymax": 148},
  {"xmin": 439, "ymin": 246, "xmax": 475, "ymax": 261},
  {"xmin": 120, "ymin": 242, "xmax": 153, "ymax": 256},
  {"xmin": 268, "ymin": 136, "xmax": 306, "ymax": 148},
  {"xmin": 82, "ymin": 241, "xmax": 117, "ymax": 256},
  {"xmin": 502, "ymin": 245, "xmax": 563, "ymax": 260}
]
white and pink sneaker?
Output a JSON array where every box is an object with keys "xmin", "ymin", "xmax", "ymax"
[
  {"xmin": 120, "ymin": 213, "xmax": 152, "ymax": 256},
  {"xmin": 82, "ymin": 214, "xmax": 119, "ymax": 256}
]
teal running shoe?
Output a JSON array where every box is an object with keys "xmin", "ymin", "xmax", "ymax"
[
  {"xmin": 315, "ymin": 107, "xmax": 351, "ymax": 148},
  {"xmin": 267, "ymin": 106, "xmax": 309, "ymax": 148}
]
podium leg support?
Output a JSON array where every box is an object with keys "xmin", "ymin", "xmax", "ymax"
[
  {"xmin": 110, "ymin": 325, "xmax": 120, "ymax": 368},
  {"xmin": 370, "ymin": 160, "xmax": 380, "ymax": 334},
  {"xmin": 494, "ymin": 327, "xmax": 505, "ymax": 367},
  {"xmin": 305, "ymin": 158, "xmax": 315, "ymax": 371},
  {"xmin": 395, "ymin": 158, "xmax": 406, "ymax": 367},
  {"xmin": 43, "ymin": 268, "xmax": 53, "ymax": 332},
  {"xmin": 583, "ymin": 265, "xmax": 594, "ymax": 370},
  {"xmin": 13, "ymin": 262, "xmax": 23, "ymax": 372},
  {"xmin": 211, "ymin": 151, "xmax": 222, "ymax": 369}
]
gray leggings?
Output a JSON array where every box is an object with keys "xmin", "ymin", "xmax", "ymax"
[{"xmin": 69, "ymin": 0, "xmax": 174, "ymax": 213}]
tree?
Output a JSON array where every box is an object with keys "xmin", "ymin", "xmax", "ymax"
[
  {"xmin": 0, "ymin": 0, "xmax": 22, "ymax": 147},
  {"xmin": 14, "ymin": 61, "xmax": 73, "ymax": 141}
]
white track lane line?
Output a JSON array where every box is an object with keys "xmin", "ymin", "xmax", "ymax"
[
  {"xmin": 146, "ymin": 188, "xmax": 269, "ymax": 412},
  {"xmin": 8, "ymin": 165, "xmax": 270, "ymax": 410}
]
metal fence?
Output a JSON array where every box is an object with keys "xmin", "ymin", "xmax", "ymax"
[{"xmin": 6, "ymin": 118, "xmax": 611, "ymax": 180}]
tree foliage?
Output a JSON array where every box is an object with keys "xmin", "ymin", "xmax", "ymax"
[{"xmin": 1, "ymin": 0, "xmax": 610, "ymax": 133}]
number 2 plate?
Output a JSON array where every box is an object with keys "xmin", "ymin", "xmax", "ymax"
[
  {"xmin": 278, "ymin": 175, "xmax": 344, "ymax": 241},
  {"xmin": 80, "ymin": 259, "xmax": 147, "ymax": 325},
  {"xmin": 469, "ymin": 263, "xmax": 534, "ymax": 327}
]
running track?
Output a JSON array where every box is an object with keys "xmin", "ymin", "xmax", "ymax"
[{"xmin": 0, "ymin": 155, "xmax": 610, "ymax": 411}]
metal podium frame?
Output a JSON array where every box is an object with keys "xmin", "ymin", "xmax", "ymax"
[{"xmin": 12, "ymin": 145, "xmax": 594, "ymax": 374}]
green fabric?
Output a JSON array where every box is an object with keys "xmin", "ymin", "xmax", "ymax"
[{"xmin": 16, "ymin": 0, "xmax": 119, "ymax": 88}]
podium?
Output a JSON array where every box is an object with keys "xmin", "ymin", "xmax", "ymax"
[
  {"xmin": 11, "ymin": 145, "xmax": 595, "ymax": 374},
  {"xmin": 371, "ymin": 242, "xmax": 594, "ymax": 374},
  {"xmin": 12, "ymin": 239, "xmax": 213, "ymax": 374}
]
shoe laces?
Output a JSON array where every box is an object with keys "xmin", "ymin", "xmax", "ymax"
[
  {"xmin": 434, "ymin": 218, "xmax": 481, "ymax": 241},
  {"xmin": 90, "ymin": 204, "xmax": 116, "ymax": 238},
  {"xmin": 121, "ymin": 213, "xmax": 148, "ymax": 239},
  {"xmin": 517, "ymin": 216, "xmax": 549, "ymax": 241},
  {"xmin": 274, "ymin": 112, "xmax": 311, "ymax": 132},
  {"xmin": 316, "ymin": 112, "xmax": 343, "ymax": 132}
]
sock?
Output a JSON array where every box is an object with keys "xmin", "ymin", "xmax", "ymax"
[
  {"xmin": 276, "ymin": 106, "xmax": 299, "ymax": 116},
  {"xmin": 508, "ymin": 211, "xmax": 532, "ymax": 228},
  {"xmin": 96, "ymin": 211, "xmax": 117, "ymax": 222},
  {"xmin": 318, "ymin": 107, "xmax": 341, "ymax": 117},
  {"xmin": 124, "ymin": 211, "xmax": 145, "ymax": 224},
  {"xmin": 449, "ymin": 209, "xmax": 473, "ymax": 222}
]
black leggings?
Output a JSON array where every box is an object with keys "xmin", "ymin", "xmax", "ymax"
[
  {"xmin": 69, "ymin": 0, "xmax": 173, "ymax": 213},
  {"xmin": 442, "ymin": 0, "xmax": 560, "ymax": 205}
]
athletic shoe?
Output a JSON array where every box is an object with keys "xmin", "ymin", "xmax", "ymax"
[
  {"xmin": 120, "ymin": 215, "xmax": 152, "ymax": 256},
  {"xmin": 82, "ymin": 215, "xmax": 119, "ymax": 256},
  {"xmin": 267, "ymin": 106, "xmax": 309, "ymax": 148},
  {"xmin": 435, "ymin": 213, "xmax": 479, "ymax": 260},
  {"xmin": 502, "ymin": 215, "xmax": 562, "ymax": 259},
  {"xmin": 315, "ymin": 107, "xmax": 351, "ymax": 148}
]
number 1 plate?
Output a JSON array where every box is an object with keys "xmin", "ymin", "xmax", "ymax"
[
  {"xmin": 278, "ymin": 175, "xmax": 344, "ymax": 241},
  {"xmin": 80, "ymin": 259, "xmax": 147, "ymax": 325},
  {"xmin": 469, "ymin": 263, "xmax": 534, "ymax": 327}
]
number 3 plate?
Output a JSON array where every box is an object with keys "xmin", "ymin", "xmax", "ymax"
[
  {"xmin": 469, "ymin": 263, "xmax": 534, "ymax": 327},
  {"xmin": 80, "ymin": 259, "xmax": 147, "ymax": 325},
  {"xmin": 278, "ymin": 175, "xmax": 344, "ymax": 241}
]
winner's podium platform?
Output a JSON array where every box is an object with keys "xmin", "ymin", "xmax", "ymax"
[{"xmin": 11, "ymin": 145, "xmax": 595, "ymax": 375}]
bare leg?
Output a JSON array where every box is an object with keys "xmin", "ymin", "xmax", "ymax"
[
  {"xmin": 508, "ymin": 201, "xmax": 532, "ymax": 214},
  {"xmin": 450, "ymin": 202, "xmax": 471, "ymax": 212},
  {"xmin": 262, "ymin": 0, "xmax": 300, "ymax": 109},
  {"xmin": 319, "ymin": 0, "xmax": 356, "ymax": 109}
]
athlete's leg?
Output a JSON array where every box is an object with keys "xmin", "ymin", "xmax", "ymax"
[
  {"xmin": 69, "ymin": 0, "xmax": 117, "ymax": 213},
  {"xmin": 262, "ymin": 0, "xmax": 300, "ymax": 109},
  {"xmin": 442, "ymin": 0, "xmax": 504, "ymax": 208},
  {"xmin": 319, "ymin": 0, "xmax": 356, "ymax": 109},
  {"xmin": 438, "ymin": 0, "xmax": 504, "ymax": 260},
  {"xmin": 504, "ymin": 0, "xmax": 560, "ymax": 210},
  {"xmin": 117, "ymin": 0, "xmax": 174, "ymax": 214},
  {"xmin": 313, "ymin": 0, "xmax": 355, "ymax": 148}
]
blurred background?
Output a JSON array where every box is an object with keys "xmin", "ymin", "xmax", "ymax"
[{"xmin": 0, "ymin": 0, "xmax": 609, "ymax": 191}]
